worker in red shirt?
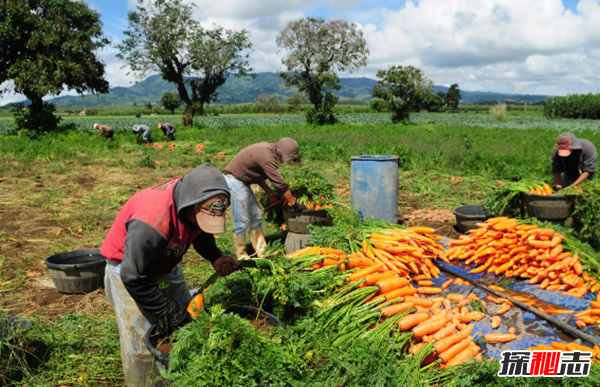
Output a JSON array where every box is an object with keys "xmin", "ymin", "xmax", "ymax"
[{"xmin": 101, "ymin": 163, "xmax": 240, "ymax": 386}]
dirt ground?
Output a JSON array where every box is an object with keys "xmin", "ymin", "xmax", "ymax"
[{"xmin": 0, "ymin": 161, "xmax": 466, "ymax": 321}]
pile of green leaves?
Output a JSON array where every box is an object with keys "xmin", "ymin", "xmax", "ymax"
[
  {"xmin": 204, "ymin": 248, "xmax": 346, "ymax": 325},
  {"xmin": 260, "ymin": 167, "xmax": 336, "ymax": 225},
  {"xmin": 164, "ymin": 309, "xmax": 304, "ymax": 386},
  {"xmin": 562, "ymin": 181, "xmax": 600, "ymax": 250},
  {"xmin": 482, "ymin": 179, "xmax": 546, "ymax": 218}
]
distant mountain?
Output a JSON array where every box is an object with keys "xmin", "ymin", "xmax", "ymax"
[{"xmin": 4, "ymin": 72, "xmax": 552, "ymax": 108}]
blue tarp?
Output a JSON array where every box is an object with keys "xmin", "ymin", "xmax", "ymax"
[{"xmin": 428, "ymin": 239, "xmax": 599, "ymax": 359}]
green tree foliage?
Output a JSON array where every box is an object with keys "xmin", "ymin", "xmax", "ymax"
[
  {"xmin": 255, "ymin": 93, "xmax": 280, "ymax": 106},
  {"xmin": 372, "ymin": 65, "xmax": 433, "ymax": 123},
  {"xmin": 161, "ymin": 92, "xmax": 181, "ymax": 114},
  {"xmin": 276, "ymin": 17, "xmax": 369, "ymax": 125},
  {"xmin": 117, "ymin": 0, "xmax": 253, "ymax": 126},
  {"xmin": 287, "ymin": 93, "xmax": 308, "ymax": 109},
  {"xmin": 420, "ymin": 92, "xmax": 444, "ymax": 112},
  {"xmin": 369, "ymin": 99, "xmax": 391, "ymax": 112},
  {"xmin": 0, "ymin": 0, "xmax": 109, "ymax": 136},
  {"xmin": 543, "ymin": 93, "xmax": 600, "ymax": 119},
  {"xmin": 446, "ymin": 83, "xmax": 462, "ymax": 110}
]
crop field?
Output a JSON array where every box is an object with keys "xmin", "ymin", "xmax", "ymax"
[
  {"xmin": 2, "ymin": 113, "xmax": 600, "ymax": 385},
  {"xmin": 2, "ymin": 110, "xmax": 600, "ymax": 136}
]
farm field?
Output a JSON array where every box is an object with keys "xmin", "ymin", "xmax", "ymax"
[{"xmin": 2, "ymin": 114, "xmax": 600, "ymax": 385}]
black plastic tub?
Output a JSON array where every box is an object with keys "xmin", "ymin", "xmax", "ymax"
[
  {"xmin": 146, "ymin": 305, "xmax": 285, "ymax": 368},
  {"xmin": 453, "ymin": 204, "xmax": 490, "ymax": 233},
  {"xmin": 283, "ymin": 207, "xmax": 332, "ymax": 234},
  {"xmin": 521, "ymin": 192, "xmax": 575, "ymax": 221},
  {"xmin": 44, "ymin": 249, "xmax": 107, "ymax": 294}
]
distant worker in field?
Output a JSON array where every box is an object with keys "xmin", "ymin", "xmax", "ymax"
[
  {"xmin": 132, "ymin": 124, "xmax": 152, "ymax": 144},
  {"xmin": 93, "ymin": 123, "xmax": 114, "ymax": 139},
  {"xmin": 222, "ymin": 137, "xmax": 306, "ymax": 259},
  {"xmin": 158, "ymin": 122, "xmax": 176, "ymax": 141},
  {"xmin": 552, "ymin": 132, "xmax": 597, "ymax": 190},
  {"xmin": 100, "ymin": 163, "xmax": 240, "ymax": 386}
]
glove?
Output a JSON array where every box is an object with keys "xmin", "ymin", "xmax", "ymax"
[
  {"xmin": 292, "ymin": 202, "xmax": 307, "ymax": 212},
  {"xmin": 555, "ymin": 186, "xmax": 562, "ymax": 192},
  {"xmin": 156, "ymin": 299, "xmax": 194, "ymax": 336}
]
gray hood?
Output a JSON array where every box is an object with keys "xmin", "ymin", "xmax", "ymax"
[
  {"xmin": 173, "ymin": 163, "xmax": 231, "ymax": 228},
  {"xmin": 274, "ymin": 138, "xmax": 300, "ymax": 164}
]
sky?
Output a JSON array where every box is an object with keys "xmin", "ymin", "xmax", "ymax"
[{"xmin": 2, "ymin": 0, "xmax": 600, "ymax": 105}]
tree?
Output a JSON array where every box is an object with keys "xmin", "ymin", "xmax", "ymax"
[
  {"xmin": 372, "ymin": 65, "xmax": 433, "ymax": 123},
  {"xmin": 0, "ymin": 0, "xmax": 109, "ymax": 135},
  {"xmin": 445, "ymin": 83, "xmax": 462, "ymax": 110},
  {"xmin": 161, "ymin": 92, "xmax": 181, "ymax": 114},
  {"xmin": 287, "ymin": 93, "xmax": 308, "ymax": 109},
  {"xmin": 117, "ymin": 0, "xmax": 253, "ymax": 126},
  {"xmin": 421, "ymin": 92, "xmax": 444, "ymax": 112},
  {"xmin": 276, "ymin": 18, "xmax": 369, "ymax": 124},
  {"xmin": 255, "ymin": 93, "xmax": 280, "ymax": 106},
  {"xmin": 145, "ymin": 101, "xmax": 153, "ymax": 110}
]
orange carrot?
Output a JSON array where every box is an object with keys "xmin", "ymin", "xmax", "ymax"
[
  {"xmin": 484, "ymin": 333, "xmax": 517, "ymax": 343},
  {"xmin": 380, "ymin": 302, "xmax": 415, "ymax": 317},
  {"xmin": 434, "ymin": 324, "xmax": 474, "ymax": 353},
  {"xmin": 447, "ymin": 293, "xmax": 466, "ymax": 302},
  {"xmin": 439, "ymin": 336, "xmax": 473, "ymax": 363},
  {"xmin": 285, "ymin": 246, "xmax": 318, "ymax": 258},
  {"xmin": 346, "ymin": 256, "xmax": 376, "ymax": 269},
  {"xmin": 417, "ymin": 287, "xmax": 443, "ymax": 295},
  {"xmin": 445, "ymin": 348, "xmax": 475, "ymax": 367},
  {"xmin": 441, "ymin": 279, "xmax": 454, "ymax": 289},
  {"xmin": 363, "ymin": 271, "xmax": 396, "ymax": 286},
  {"xmin": 528, "ymin": 240, "xmax": 552, "ymax": 249},
  {"xmin": 409, "ymin": 226, "xmax": 436, "ymax": 234},
  {"xmin": 412, "ymin": 314, "xmax": 451, "ymax": 338},
  {"xmin": 497, "ymin": 303, "xmax": 511, "ymax": 315},
  {"xmin": 399, "ymin": 312, "xmax": 430, "ymax": 331},
  {"xmin": 418, "ymin": 280, "xmax": 434, "ymax": 286},
  {"xmin": 381, "ymin": 286, "xmax": 418, "ymax": 301},
  {"xmin": 462, "ymin": 311, "xmax": 486, "ymax": 323},
  {"xmin": 349, "ymin": 262, "xmax": 385, "ymax": 281},
  {"xmin": 490, "ymin": 316, "xmax": 501, "ymax": 329},
  {"xmin": 432, "ymin": 322, "xmax": 457, "ymax": 341},
  {"xmin": 376, "ymin": 276, "xmax": 410, "ymax": 294},
  {"xmin": 403, "ymin": 296, "xmax": 434, "ymax": 308}
]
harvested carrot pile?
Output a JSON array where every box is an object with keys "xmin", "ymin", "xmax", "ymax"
[
  {"xmin": 528, "ymin": 341, "xmax": 600, "ymax": 362},
  {"xmin": 446, "ymin": 217, "xmax": 599, "ymax": 298}
]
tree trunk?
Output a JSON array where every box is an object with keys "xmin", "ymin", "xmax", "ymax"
[
  {"xmin": 28, "ymin": 95, "xmax": 44, "ymax": 118},
  {"xmin": 182, "ymin": 103, "xmax": 195, "ymax": 126}
]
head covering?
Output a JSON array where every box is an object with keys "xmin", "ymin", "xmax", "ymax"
[
  {"xmin": 194, "ymin": 195, "xmax": 229, "ymax": 234},
  {"xmin": 275, "ymin": 138, "xmax": 302, "ymax": 163},
  {"xmin": 172, "ymin": 163, "xmax": 231, "ymax": 233},
  {"xmin": 557, "ymin": 132, "xmax": 582, "ymax": 157},
  {"xmin": 158, "ymin": 123, "xmax": 163, "ymax": 129},
  {"xmin": 93, "ymin": 123, "xmax": 99, "ymax": 129}
]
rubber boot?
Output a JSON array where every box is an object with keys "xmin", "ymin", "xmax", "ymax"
[
  {"xmin": 250, "ymin": 228, "xmax": 267, "ymax": 258},
  {"xmin": 235, "ymin": 235, "xmax": 249, "ymax": 260}
]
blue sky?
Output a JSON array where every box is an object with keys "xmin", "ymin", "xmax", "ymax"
[{"xmin": 3, "ymin": 0, "xmax": 600, "ymax": 105}]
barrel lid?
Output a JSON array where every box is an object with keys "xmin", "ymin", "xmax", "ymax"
[{"xmin": 351, "ymin": 155, "xmax": 399, "ymax": 161}]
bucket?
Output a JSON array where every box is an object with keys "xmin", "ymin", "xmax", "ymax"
[
  {"xmin": 521, "ymin": 192, "xmax": 574, "ymax": 221},
  {"xmin": 453, "ymin": 204, "xmax": 490, "ymax": 233},
  {"xmin": 146, "ymin": 306, "xmax": 284, "ymax": 367},
  {"xmin": 350, "ymin": 155, "xmax": 399, "ymax": 224},
  {"xmin": 283, "ymin": 207, "xmax": 332, "ymax": 234},
  {"xmin": 44, "ymin": 249, "xmax": 107, "ymax": 294}
]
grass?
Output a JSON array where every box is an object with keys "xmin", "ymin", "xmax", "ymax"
[{"xmin": 1, "ymin": 116, "xmax": 600, "ymax": 385}]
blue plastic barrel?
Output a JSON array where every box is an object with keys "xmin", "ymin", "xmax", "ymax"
[{"xmin": 351, "ymin": 155, "xmax": 399, "ymax": 224}]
